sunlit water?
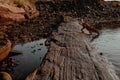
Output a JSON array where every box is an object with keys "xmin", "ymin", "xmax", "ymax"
[
  {"xmin": 11, "ymin": 39, "xmax": 48, "ymax": 80},
  {"xmin": 92, "ymin": 28, "xmax": 120, "ymax": 77}
]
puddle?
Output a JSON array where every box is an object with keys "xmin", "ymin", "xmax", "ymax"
[
  {"xmin": 10, "ymin": 39, "xmax": 48, "ymax": 80},
  {"xmin": 92, "ymin": 28, "xmax": 120, "ymax": 77}
]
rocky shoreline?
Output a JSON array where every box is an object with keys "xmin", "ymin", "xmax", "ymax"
[
  {"xmin": 26, "ymin": 18, "xmax": 119, "ymax": 80},
  {"xmin": 0, "ymin": 0, "xmax": 119, "ymax": 44},
  {"xmin": 0, "ymin": 0, "xmax": 120, "ymax": 80}
]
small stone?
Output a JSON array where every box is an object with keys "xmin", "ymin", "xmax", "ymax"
[
  {"xmin": 38, "ymin": 48, "xmax": 41, "ymax": 51},
  {"xmin": 39, "ymin": 43, "xmax": 43, "ymax": 45},
  {"xmin": 99, "ymin": 52, "xmax": 103, "ymax": 55}
]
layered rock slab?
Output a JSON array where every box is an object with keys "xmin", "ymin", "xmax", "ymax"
[
  {"xmin": 26, "ymin": 18, "xmax": 119, "ymax": 80},
  {"xmin": 0, "ymin": 2, "xmax": 39, "ymax": 25}
]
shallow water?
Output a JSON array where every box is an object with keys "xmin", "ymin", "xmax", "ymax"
[
  {"xmin": 92, "ymin": 28, "xmax": 120, "ymax": 77},
  {"xmin": 11, "ymin": 39, "xmax": 48, "ymax": 80}
]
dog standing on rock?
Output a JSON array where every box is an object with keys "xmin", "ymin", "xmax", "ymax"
[
  {"xmin": 80, "ymin": 19, "xmax": 100, "ymax": 41},
  {"xmin": 81, "ymin": 19, "xmax": 100, "ymax": 36}
]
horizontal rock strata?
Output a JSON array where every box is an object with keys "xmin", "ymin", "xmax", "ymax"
[
  {"xmin": 26, "ymin": 18, "xmax": 119, "ymax": 80},
  {"xmin": 0, "ymin": 2, "xmax": 39, "ymax": 25}
]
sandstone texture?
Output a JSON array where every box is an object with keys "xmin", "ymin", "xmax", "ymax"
[
  {"xmin": 0, "ymin": 40, "xmax": 12, "ymax": 61},
  {"xmin": 0, "ymin": 1, "xmax": 39, "ymax": 25},
  {"xmin": 0, "ymin": 72, "xmax": 12, "ymax": 80},
  {"xmin": 26, "ymin": 18, "xmax": 119, "ymax": 80}
]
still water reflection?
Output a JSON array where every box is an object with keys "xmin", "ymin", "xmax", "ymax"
[{"xmin": 11, "ymin": 39, "xmax": 48, "ymax": 80}]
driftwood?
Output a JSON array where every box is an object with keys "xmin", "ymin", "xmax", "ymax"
[{"xmin": 26, "ymin": 18, "xmax": 119, "ymax": 80}]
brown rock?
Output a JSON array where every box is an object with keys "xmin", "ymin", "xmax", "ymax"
[
  {"xmin": 13, "ymin": 36, "xmax": 18, "ymax": 41},
  {"xmin": 29, "ymin": 11, "xmax": 39, "ymax": 19},
  {"xmin": 26, "ymin": 18, "xmax": 119, "ymax": 80},
  {"xmin": 0, "ymin": 11, "xmax": 25, "ymax": 24},
  {"xmin": 0, "ymin": 40, "xmax": 12, "ymax": 61},
  {"xmin": 0, "ymin": 3, "xmax": 25, "ymax": 14},
  {"xmin": 23, "ymin": 4, "xmax": 39, "ymax": 19},
  {"xmin": 0, "ymin": 2, "xmax": 39, "ymax": 25},
  {"xmin": 0, "ymin": 72, "xmax": 12, "ymax": 80},
  {"xmin": 0, "ymin": 26, "xmax": 7, "ymax": 32}
]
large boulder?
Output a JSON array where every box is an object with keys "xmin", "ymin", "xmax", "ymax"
[
  {"xmin": 0, "ymin": 11, "xmax": 25, "ymax": 24},
  {"xmin": 0, "ymin": 3, "xmax": 25, "ymax": 13},
  {"xmin": 0, "ymin": 40, "xmax": 12, "ymax": 61},
  {"xmin": 0, "ymin": 72, "xmax": 12, "ymax": 80},
  {"xmin": 0, "ymin": 0, "xmax": 39, "ymax": 25}
]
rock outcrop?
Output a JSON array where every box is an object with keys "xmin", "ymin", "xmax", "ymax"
[
  {"xmin": 26, "ymin": 18, "xmax": 119, "ymax": 80},
  {"xmin": 0, "ymin": 40, "xmax": 12, "ymax": 61},
  {"xmin": 0, "ymin": 72, "xmax": 12, "ymax": 80},
  {"xmin": 0, "ymin": 1, "xmax": 39, "ymax": 25}
]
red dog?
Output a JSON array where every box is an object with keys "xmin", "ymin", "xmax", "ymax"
[{"xmin": 81, "ymin": 19, "xmax": 99, "ymax": 36}]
